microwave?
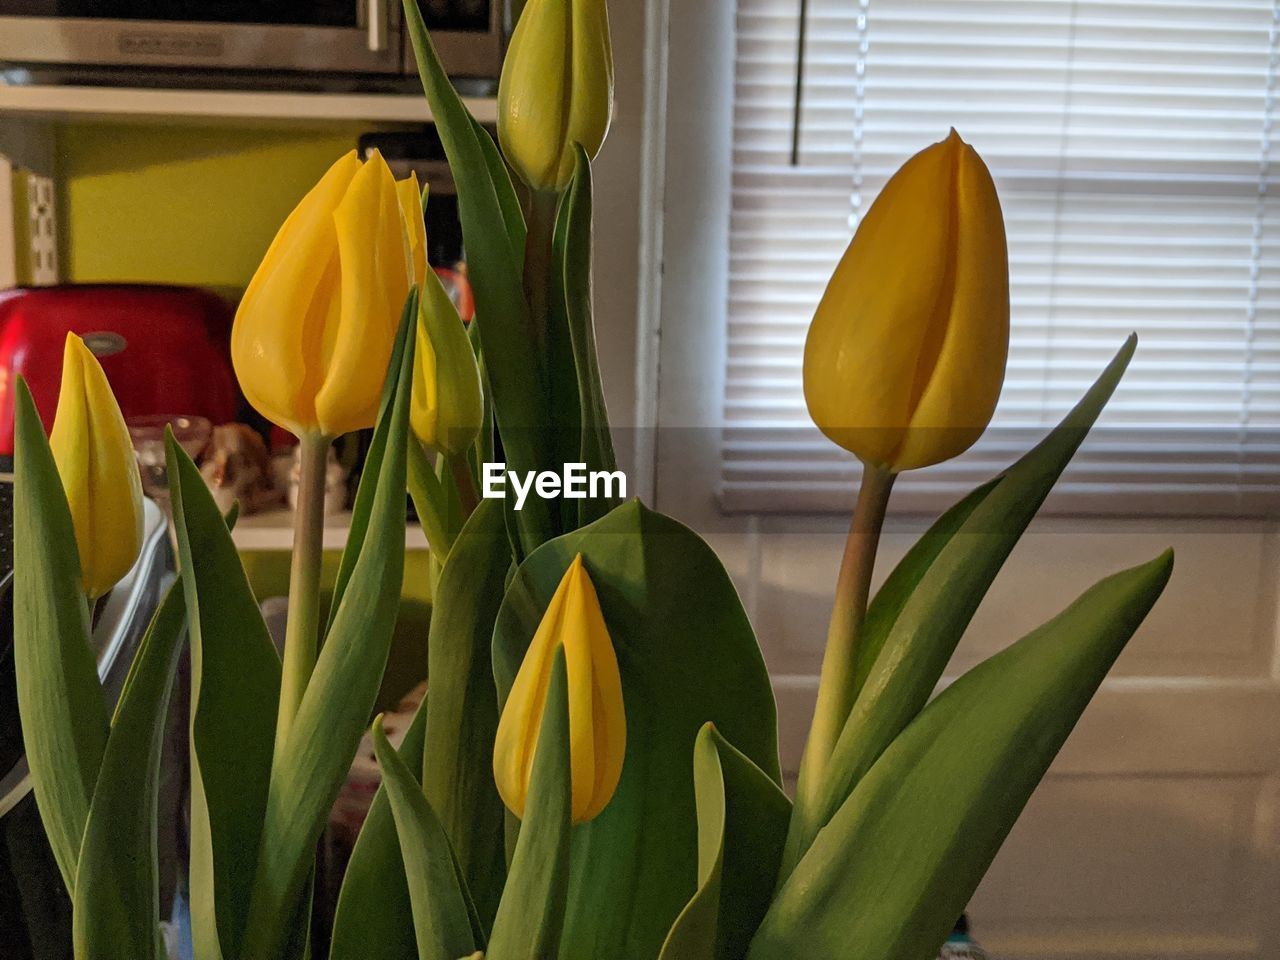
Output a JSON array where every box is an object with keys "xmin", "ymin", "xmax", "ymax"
[{"xmin": 0, "ymin": 1, "xmax": 506, "ymax": 82}]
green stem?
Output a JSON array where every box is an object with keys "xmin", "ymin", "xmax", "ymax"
[
  {"xmin": 274, "ymin": 434, "xmax": 329, "ymax": 762},
  {"xmin": 796, "ymin": 462, "xmax": 896, "ymax": 805},
  {"xmin": 523, "ymin": 188, "xmax": 560, "ymax": 352},
  {"xmin": 448, "ymin": 452, "xmax": 480, "ymax": 517},
  {"xmin": 407, "ymin": 441, "xmax": 454, "ymax": 560}
]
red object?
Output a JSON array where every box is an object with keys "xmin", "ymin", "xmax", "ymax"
[
  {"xmin": 0, "ymin": 285, "xmax": 239, "ymax": 456},
  {"xmin": 434, "ymin": 265, "xmax": 475, "ymax": 323}
]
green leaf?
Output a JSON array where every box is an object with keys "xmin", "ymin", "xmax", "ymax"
[
  {"xmin": 550, "ymin": 147, "xmax": 619, "ymax": 528},
  {"xmin": 167, "ymin": 436, "xmax": 281, "ymax": 960},
  {"xmin": 486, "ymin": 648, "xmax": 572, "ymax": 960},
  {"xmin": 372, "ymin": 714, "xmax": 481, "ymax": 960},
  {"xmin": 492, "ymin": 500, "xmax": 780, "ymax": 960},
  {"xmin": 72, "ymin": 581, "xmax": 186, "ymax": 960},
  {"xmin": 785, "ymin": 335, "xmax": 1138, "ymax": 875},
  {"xmin": 467, "ymin": 320, "xmax": 495, "ymax": 470},
  {"xmin": 544, "ymin": 199, "xmax": 584, "ymax": 535},
  {"xmin": 659, "ymin": 725, "xmax": 791, "ymax": 960},
  {"xmin": 467, "ymin": 115, "xmax": 527, "ymax": 263},
  {"xmin": 330, "ymin": 701, "xmax": 428, "ymax": 960},
  {"xmin": 238, "ymin": 300, "xmax": 415, "ymax": 960},
  {"xmin": 421, "ymin": 265, "xmax": 485, "ymax": 460},
  {"xmin": 407, "ymin": 440, "xmax": 459, "ymax": 560},
  {"xmin": 11, "ymin": 378, "xmax": 108, "ymax": 894},
  {"xmin": 851, "ymin": 478, "xmax": 997, "ymax": 697},
  {"xmin": 403, "ymin": 0, "xmax": 555, "ymax": 554},
  {"xmin": 328, "ymin": 287, "xmax": 415, "ymax": 629},
  {"xmin": 422, "ymin": 498, "xmax": 511, "ymax": 927},
  {"xmin": 749, "ymin": 550, "xmax": 1173, "ymax": 960}
]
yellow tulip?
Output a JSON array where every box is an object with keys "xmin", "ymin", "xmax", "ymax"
[
  {"xmin": 232, "ymin": 149, "xmax": 413, "ymax": 439},
  {"xmin": 49, "ymin": 334, "xmax": 144, "ymax": 600},
  {"xmin": 493, "ymin": 553, "xmax": 625, "ymax": 823},
  {"xmin": 498, "ymin": 0, "xmax": 613, "ymax": 191},
  {"xmin": 803, "ymin": 130, "xmax": 1009, "ymax": 472},
  {"xmin": 396, "ymin": 174, "xmax": 484, "ymax": 457}
]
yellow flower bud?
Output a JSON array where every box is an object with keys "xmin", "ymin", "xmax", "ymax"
[
  {"xmin": 395, "ymin": 174, "xmax": 485, "ymax": 457},
  {"xmin": 803, "ymin": 130, "xmax": 1010, "ymax": 472},
  {"xmin": 232, "ymin": 149, "xmax": 414, "ymax": 439},
  {"xmin": 397, "ymin": 173, "xmax": 429, "ymax": 288},
  {"xmin": 49, "ymin": 334, "xmax": 144, "ymax": 601},
  {"xmin": 498, "ymin": 0, "xmax": 613, "ymax": 191},
  {"xmin": 494, "ymin": 553, "xmax": 625, "ymax": 824}
]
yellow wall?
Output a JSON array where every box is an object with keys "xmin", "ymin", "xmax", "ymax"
[{"xmin": 56, "ymin": 122, "xmax": 368, "ymax": 293}]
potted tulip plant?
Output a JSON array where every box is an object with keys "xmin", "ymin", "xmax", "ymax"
[{"xmin": 8, "ymin": 0, "xmax": 1171, "ymax": 958}]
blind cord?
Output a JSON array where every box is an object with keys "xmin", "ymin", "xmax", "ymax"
[{"xmin": 790, "ymin": 0, "xmax": 810, "ymax": 166}]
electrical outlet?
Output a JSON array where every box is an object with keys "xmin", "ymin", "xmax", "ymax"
[{"xmin": 14, "ymin": 170, "xmax": 58, "ymax": 287}]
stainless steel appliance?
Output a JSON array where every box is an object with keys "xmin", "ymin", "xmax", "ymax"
[{"xmin": 0, "ymin": 1, "xmax": 505, "ymax": 82}]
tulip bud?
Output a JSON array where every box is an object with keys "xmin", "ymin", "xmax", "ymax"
[
  {"xmin": 804, "ymin": 130, "xmax": 1009, "ymax": 472},
  {"xmin": 49, "ymin": 334, "xmax": 144, "ymax": 600},
  {"xmin": 396, "ymin": 174, "xmax": 485, "ymax": 457},
  {"xmin": 232, "ymin": 149, "xmax": 414, "ymax": 439},
  {"xmin": 494, "ymin": 553, "xmax": 625, "ymax": 823},
  {"xmin": 498, "ymin": 0, "xmax": 613, "ymax": 191}
]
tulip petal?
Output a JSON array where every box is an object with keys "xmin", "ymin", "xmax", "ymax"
[
  {"xmin": 573, "ymin": 560, "xmax": 624, "ymax": 821},
  {"xmin": 803, "ymin": 133, "xmax": 963, "ymax": 467},
  {"xmin": 494, "ymin": 566, "xmax": 571, "ymax": 817},
  {"xmin": 232, "ymin": 151, "xmax": 360, "ymax": 433},
  {"xmin": 50, "ymin": 337, "xmax": 91, "ymax": 568},
  {"xmin": 894, "ymin": 140, "xmax": 1009, "ymax": 470},
  {"xmin": 316, "ymin": 151, "xmax": 412, "ymax": 437},
  {"xmin": 492, "ymin": 552, "xmax": 625, "ymax": 824},
  {"xmin": 499, "ymin": 0, "xmax": 573, "ymax": 188},
  {"xmin": 50, "ymin": 334, "xmax": 144, "ymax": 599},
  {"xmin": 411, "ymin": 311, "xmax": 441, "ymax": 450},
  {"xmin": 564, "ymin": 0, "xmax": 613, "ymax": 186},
  {"xmin": 562, "ymin": 557, "xmax": 599, "ymax": 821},
  {"xmin": 396, "ymin": 173, "xmax": 428, "ymax": 287}
]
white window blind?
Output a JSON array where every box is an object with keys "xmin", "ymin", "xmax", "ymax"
[{"xmin": 722, "ymin": 0, "xmax": 1280, "ymax": 516}]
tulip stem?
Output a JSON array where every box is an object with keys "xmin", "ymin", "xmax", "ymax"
[
  {"xmin": 275, "ymin": 434, "xmax": 329, "ymax": 761},
  {"xmin": 523, "ymin": 188, "xmax": 560, "ymax": 351},
  {"xmin": 448, "ymin": 452, "xmax": 479, "ymax": 517},
  {"xmin": 797, "ymin": 462, "xmax": 896, "ymax": 801}
]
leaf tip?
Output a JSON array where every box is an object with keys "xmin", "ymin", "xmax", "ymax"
[
  {"xmin": 1151, "ymin": 546, "xmax": 1175, "ymax": 582},
  {"xmin": 12, "ymin": 373, "xmax": 41, "ymax": 436}
]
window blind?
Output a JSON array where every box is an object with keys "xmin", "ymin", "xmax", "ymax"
[{"xmin": 721, "ymin": 0, "xmax": 1280, "ymax": 516}]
